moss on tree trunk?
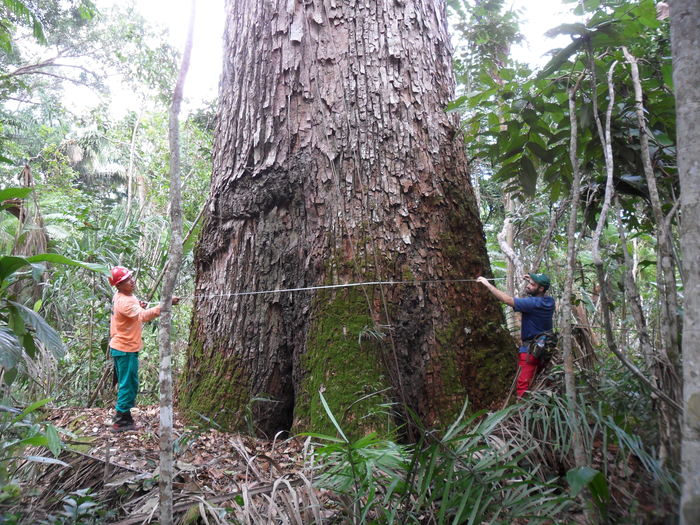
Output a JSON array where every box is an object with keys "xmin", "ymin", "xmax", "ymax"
[{"xmin": 180, "ymin": 0, "xmax": 516, "ymax": 437}]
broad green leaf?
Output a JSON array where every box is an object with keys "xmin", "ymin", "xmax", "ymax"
[
  {"xmin": 637, "ymin": 0, "xmax": 660, "ymax": 29},
  {"xmin": 0, "ymin": 187, "xmax": 32, "ymax": 201},
  {"xmin": 566, "ymin": 466, "xmax": 602, "ymax": 497},
  {"xmin": 549, "ymin": 129, "xmax": 571, "ymax": 144},
  {"xmin": 588, "ymin": 469, "xmax": 610, "ymax": 505},
  {"xmin": 499, "ymin": 68, "xmax": 515, "ymax": 82},
  {"xmin": 527, "ymin": 141, "xmax": 555, "ymax": 163},
  {"xmin": 0, "ymin": 256, "xmax": 32, "ymax": 282},
  {"xmin": 521, "ymin": 108, "xmax": 539, "ymax": 125},
  {"xmin": 0, "ymin": 31, "xmax": 11, "ymax": 54},
  {"xmin": 17, "ymin": 435, "xmax": 49, "ymax": 447},
  {"xmin": 3, "ymin": 0, "xmax": 46, "ymax": 44},
  {"xmin": 12, "ymin": 397, "xmax": 52, "ymax": 424},
  {"xmin": 662, "ymin": 62, "xmax": 673, "ymax": 89},
  {"xmin": 8, "ymin": 306, "xmax": 27, "ymax": 337},
  {"xmin": 519, "ymin": 156, "xmax": 538, "ymax": 196},
  {"xmin": 538, "ymin": 38, "xmax": 585, "ymax": 79},
  {"xmin": 9, "ymin": 301, "xmax": 65, "ymax": 360},
  {"xmin": 26, "ymin": 254, "xmax": 109, "ymax": 275},
  {"xmin": 78, "ymin": 0, "xmax": 98, "ymax": 20},
  {"xmin": 446, "ymin": 95, "xmax": 469, "ymax": 112},
  {"xmin": 530, "ymin": 120, "xmax": 555, "ymax": 139},
  {"xmin": 45, "ymin": 424, "xmax": 62, "ymax": 457},
  {"xmin": 545, "ymin": 23, "xmax": 588, "ymax": 38},
  {"xmin": 3, "ymin": 367, "xmax": 17, "ymax": 386},
  {"xmin": 0, "ymin": 329, "xmax": 23, "ymax": 370},
  {"xmin": 550, "ymin": 180, "xmax": 562, "ymax": 202},
  {"xmin": 653, "ymin": 132, "xmax": 674, "ymax": 147},
  {"xmin": 298, "ymin": 432, "xmax": 345, "ymax": 443},
  {"xmin": 21, "ymin": 333, "xmax": 38, "ymax": 359}
]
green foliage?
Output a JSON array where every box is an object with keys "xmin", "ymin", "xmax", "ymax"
[
  {"xmin": 0, "ymin": 398, "xmax": 67, "ymax": 487},
  {"xmin": 307, "ymin": 393, "xmax": 569, "ymax": 524},
  {"xmin": 567, "ymin": 466, "xmax": 610, "ymax": 519},
  {"xmin": 448, "ymin": 0, "xmax": 524, "ymax": 95},
  {"xmin": 0, "ymin": 0, "xmax": 213, "ymax": 404},
  {"xmin": 454, "ymin": 0, "xmax": 675, "ymax": 224},
  {"xmin": 38, "ymin": 488, "xmax": 114, "ymax": 525},
  {"xmin": 0, "ymin": 0, "xmax": 48, "ymax": 52},
  {"xmin": 0, "ymin": 189, "xmax": 109, "ymax": 390},
  {"xmin": 0, "ymin": 0, "xmax": 98, "ymax": 95},
  {"xmin": 503, "ymin": 386, "xmax": 677, "ymax": 522}
]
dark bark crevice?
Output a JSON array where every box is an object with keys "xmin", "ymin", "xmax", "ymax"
[{"xmin": 182, "ymin": 0, "xmax": 514, "ymax": 436}]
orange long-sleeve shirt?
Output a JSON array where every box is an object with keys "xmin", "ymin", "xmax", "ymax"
[{"xmin": 109, "ymin": 292, "xmax": 161, "ymax": 352}]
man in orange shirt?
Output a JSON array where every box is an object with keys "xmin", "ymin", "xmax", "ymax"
[{"xmin": 108, "ymin": 266, "xmax": 179, "ymax": 432}]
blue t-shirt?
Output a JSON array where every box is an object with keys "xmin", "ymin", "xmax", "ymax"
[{"xmin": 513, "ymin": 296, "xmax": 555, "ymax": 352}]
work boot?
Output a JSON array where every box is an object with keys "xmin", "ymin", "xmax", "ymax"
[
  {"xmin": 124, "ymin": 411, "xmax": 139, "ymax": 429},
  {"xmin": 111, "ymin": 410, "xmax": 136, "ymax": 432}
]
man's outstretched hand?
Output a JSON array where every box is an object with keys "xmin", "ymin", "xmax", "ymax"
[{"xmin": 476, "ymin": 276, "xmax": 490, "ymax": 287}]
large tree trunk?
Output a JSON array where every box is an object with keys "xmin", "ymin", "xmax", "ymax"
[
  {"xmin": 671, "ymin": 1, "xmax": 700, "ymax": 523},
  {"xmin": 180, "ymin": 0, "xmax": 513, "ymax": 436}
]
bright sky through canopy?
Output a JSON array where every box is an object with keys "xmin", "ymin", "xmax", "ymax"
[
  {"xmin": 129, "ymin": 0, "xmax": 225, "ymax": 102},
  {"xmin": 509, "ymin": 0, "xmax": 580, "ymax": 66},
  {"xmin": 94, "ymin": 0, "xmax": 574, "ymax": 113}
]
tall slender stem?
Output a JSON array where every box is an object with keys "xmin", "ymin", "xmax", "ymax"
[
  {"xmin": 562, "ymin": 76, "xmax": 587, "ymax": 471},
  {"xmin": 158, "ymin": 2, "xmax": 195, "ymax": 523}
]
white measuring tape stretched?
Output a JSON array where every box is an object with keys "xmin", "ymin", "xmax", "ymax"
[{"xmin": 144, "ymin": 277, "xmax": 504, "ymax": 305}]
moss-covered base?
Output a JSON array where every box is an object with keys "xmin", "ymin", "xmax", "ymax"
[
  {"xmin": 293, "ymin": 287, "xmax": 394, "ymax": 438},
  {"xmin": 178, "ymin": 318, "xmax": 251, "ymax": 431},
  {"xmin": 433, "ymin": 307, "xmax": 515, "ymax": 424}
]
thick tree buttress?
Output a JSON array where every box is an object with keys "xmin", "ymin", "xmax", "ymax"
[{"xmin": 181, "ymin": 0, "xmax": 514, "ymax": 436}]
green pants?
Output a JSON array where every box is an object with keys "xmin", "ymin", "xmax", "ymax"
[{"xmin": 111, "ymin": 349, "xmax": 139, "ymax": 412}]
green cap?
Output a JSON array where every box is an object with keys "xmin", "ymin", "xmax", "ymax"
[{"xmin": 528, "ymin": 272, "xmax": 551, "ymax": 289}]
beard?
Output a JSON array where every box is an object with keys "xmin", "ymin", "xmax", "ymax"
[{"xmin": 526, "ymin": 286, "xmax": 540, "ymax": 296}]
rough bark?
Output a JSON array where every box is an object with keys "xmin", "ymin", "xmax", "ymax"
[
  {"xmin": 670, "ymin": 1, "xmax": 700, "ymax": 523},
  {"xmin": 181, "ymin": 0, "xmax": 513, "ymax": 436}
]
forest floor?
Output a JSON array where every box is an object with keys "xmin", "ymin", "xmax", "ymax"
[
  {"xmin": 11, "ymin": 397, "xmax": 674, "ymax": 524},
  {"xmin": 19, "ymin": 405, "xmax": 318, "ymax": 523}
]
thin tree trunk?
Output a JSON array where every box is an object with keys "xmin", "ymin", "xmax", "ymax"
[
  {"xmin": 532, "ymin": 200, "xmax": 567, "ymax": 271},
  {"xmin": 498, "ymin": 195, "xmax": 522, "ymax": 335},
  {"xmin": 146, "ymin": 203, "xmax": 206, "ymax": 303},
  {"xmin": 126, "ymin": 111, "xmax": 142, "ymax": 216},
  {"xmin": 623, "ymin": 46, "xmax": 682, "ymax": 468},
  {"xmin": 589, "ymin": 62, "xmax": 620, "ymax": 434},
  {"xmin": 623, "ymin": 47, "xmax": 681, "ymax": 366},
  {"xmin": 670, "ymin": 1, "xmax": 700, "ymax": 523},
  {"xmin": 562, "ymin": 78, "xmax": 587, "ymax": 471},
  {"xmin": 158, "ymin": 4, "xmax": 194, "ymax": 523},
  {"xmin": 615, "ymin": 201, "xmax": 681, "ymax": 412},
  {"xmin": 589, "ymin": 57, "xmax": 681, "ymax": 441}
]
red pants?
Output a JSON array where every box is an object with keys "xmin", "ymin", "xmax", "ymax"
[{"xmin": 516, "ymin": 352, "xmax": 540, "ymax": 397}]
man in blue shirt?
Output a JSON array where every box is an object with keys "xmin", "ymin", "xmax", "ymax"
[{"xmin": 477, "ymin": 273, "xmax": 555, "ymax": 397}]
